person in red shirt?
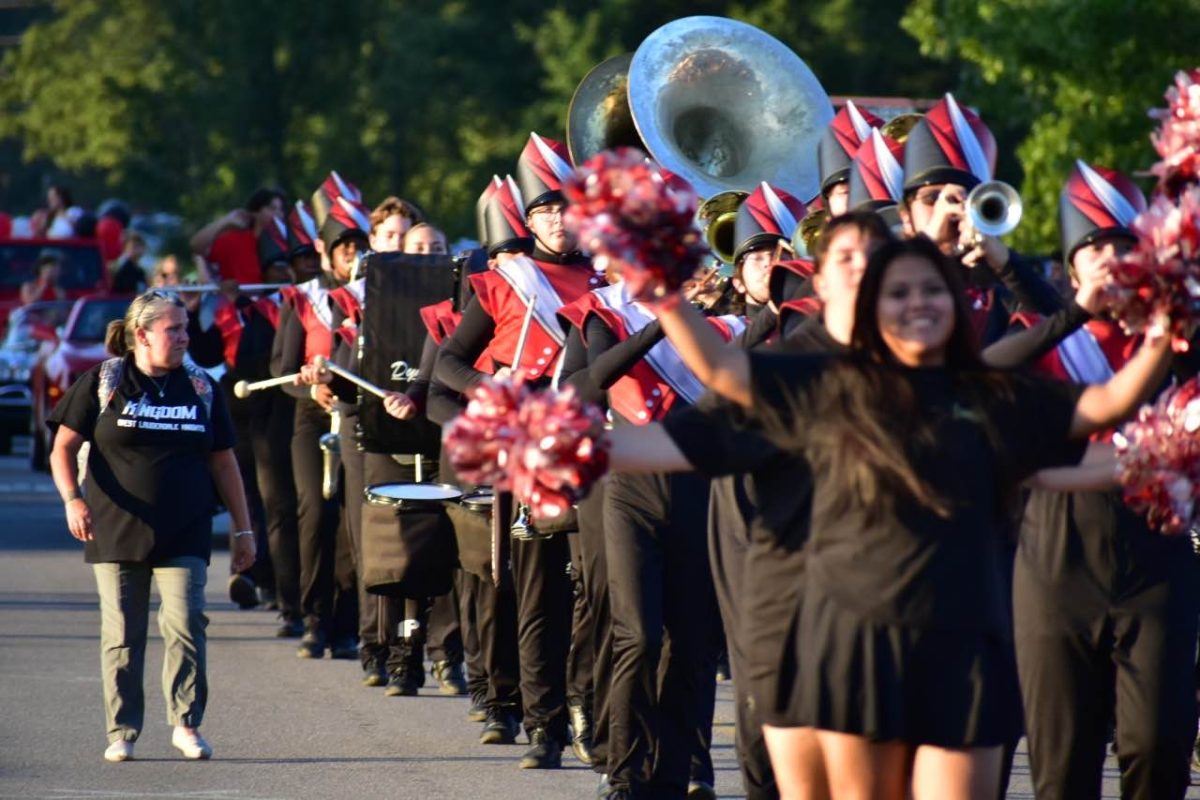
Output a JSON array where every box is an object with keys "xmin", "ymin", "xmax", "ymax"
[{"xmin": 190, "ymin": 188, "xmax": 286, "ymax": 285}]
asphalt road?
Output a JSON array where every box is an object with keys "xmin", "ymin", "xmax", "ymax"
[{"xmin": 0, "ymin": 444, "xmax": 1196, "ymax": 799}]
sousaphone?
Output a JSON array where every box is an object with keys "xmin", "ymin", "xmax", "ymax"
[
  {"xmin": 567, "ymin": 53, "xmax": 645, "ymax": 166},
  {"xmin": 627, "ymin": 16, "xmax": 834, "ymax": 201}
]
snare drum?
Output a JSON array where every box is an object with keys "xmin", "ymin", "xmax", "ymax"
[
  {"xmin": 460, "ymin": 488, "xmax": 495, "ymax": 515},
  {"xmin": 364, "ymin": 482, "xmax": 463, "ymax": 510}
]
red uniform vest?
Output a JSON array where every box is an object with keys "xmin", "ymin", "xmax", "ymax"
[
  {"xmin": 585, "ymin": 284, "xmax": 745, "ymax": 424},
  {"xmin": 289, "ymin": 277, "xmax": 335, "ymax": 362},
  {"xmin": 329, "ymin": 279, "xmax": 364, "ymax": 347},
  {"xmin": 419, "ymin": 299, "xmax": 463, "ymax": 345},
  {"xmin": 471, "ymin": 255, "xmax": 603, "ymax": 381},
  {"xmin": 213, "ymin": 294, "xmax": 282, "ymax": 368}
]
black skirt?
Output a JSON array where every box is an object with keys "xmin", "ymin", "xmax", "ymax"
[{"xmin": 776, "ymin": 586, "xmax": 1022, "ymax": 747}]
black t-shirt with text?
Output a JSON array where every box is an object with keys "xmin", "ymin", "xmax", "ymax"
[{"xmin": 49, "ymin": 354, "xmax": 235, "ymax": 564}]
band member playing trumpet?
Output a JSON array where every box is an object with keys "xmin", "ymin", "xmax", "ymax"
[
  {"xmin": 434, "ymin": 133, "xmax": 605, "ymax": 769},
  {"xmin": 271, "ymin": 175, "xmax": 371, "ymax": 660}
]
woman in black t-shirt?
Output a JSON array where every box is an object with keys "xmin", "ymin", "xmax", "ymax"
[
  {"xmin": 605, "ymin": 236, "xmax": 1173, "ymax": 799},
  {"xmin": 48, "ymin": 290, "xmax": 253, "ymax": 764}
]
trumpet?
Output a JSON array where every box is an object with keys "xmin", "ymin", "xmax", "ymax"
[
  {"xmin": 696, "ymin": 191, "xmax": 748, "ymax": 265},
  {"xmin": 966, "ymin": 180, "xmax": 1022, "ymax": 238}
]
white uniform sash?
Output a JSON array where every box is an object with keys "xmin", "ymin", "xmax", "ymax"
[
  {"xmin": 297, "ymin": 278, "xmax": 333, "ymax": 330},
  {"xmin": 495, "ymin": 256, "xmax": 566, "ymax": 347},
  {"xmin": 593, "ymin": 283, "xmax": 708, "ymax": 405}
]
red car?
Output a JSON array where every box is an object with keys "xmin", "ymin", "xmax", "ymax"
[
  {"xmin": 29, "ymin": 295, "xmax": 131, "ymax": 470},
  {"xmin": 0, "ymin": 237, "xmax": 111, "ymax": 330}
]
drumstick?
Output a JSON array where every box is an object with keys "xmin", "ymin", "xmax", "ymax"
[
  {"xmin": 233, "ymin": 373, "xmax": 301, "ymax": 399},
  {"xmin": 157, "ymin": 283, "xmax": 289, "ymax": 294},
  {"xmin": 511, "ymin": 295, "xmax": 537, "ymax": 376},
  {"xmin": 311, "ymin": 355, "xmax": 389, "ymax": 399}
]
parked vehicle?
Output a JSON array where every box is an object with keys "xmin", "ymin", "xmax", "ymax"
[
  {"xmin": 29, "ymin": 295, "xmax": 131, "ymax": 470},
  {"xmin": 0, "ymin": 237, "xmax": 110, "ymax": 330},
  {"xmin": 0, "ymin": 301, "xmax": 72, "ymax": 454}
]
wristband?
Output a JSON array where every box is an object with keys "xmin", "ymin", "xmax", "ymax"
[
  {"xmin": 64, "ymin": 488, "xmax": 83, "ymax": 502},
  {"xmin": 310, "ymin": 384, "xmax": 320, "ymax": 401},
  {"xmin": 233, "ymin": 529, "xmax": 255, "ymax": 539}
]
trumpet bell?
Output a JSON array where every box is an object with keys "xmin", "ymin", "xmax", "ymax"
[
  {"xmin": 967, "ymin": 180, "xmax": 1022, "ymax": 238},
  {"xmin": 697, "ymin": 190, "xmax": 748, "ymax": 264},
  {"xmin": 879, "ymin": 112, "xmax": 924, "ymax": 144},
  {"xmin": 628, "ymin": 16, "xmax": 834, "ymax": 201},
  {"xmin": 318, "ymin": 432, "xmax": 341, "ymax": 455},
  {"xmin": 567, "ymin": 53, "xmax": 645, "ymax": 166}
]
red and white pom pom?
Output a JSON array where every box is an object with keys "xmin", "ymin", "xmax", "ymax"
[
  {"xmin": 509, "ymin": 384, "xmax": 609, "ymax": 520},
  {"xmin": 562, "ymin": 148, "xmax": 709, "ymax": 301},
  {"xmin": 444, "ymin": 376, "xmax": 609, "ymax": 519},
  {"xmin": 1152, "ymin": 68, "xmax": 1200, "ymax": 194},
  {"xmin": 1108, "ymin": 188, "xmax": 1200, "ymax": 349},
  {"xmin": 1115, "ymin": 378, "xmax": 1200, "ymax": 535},
  {"xmin": 442, "ymin": 378, "xmax": 529, "ymax": 487}
]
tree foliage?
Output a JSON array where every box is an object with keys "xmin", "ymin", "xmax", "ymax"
[
  {"xmin": 903, "ymin": 0, "xmax": 1200, "ymax": 253},
  {"xmin": 0, "ymin": 0, "xmax": 959, "ymax": 237}
]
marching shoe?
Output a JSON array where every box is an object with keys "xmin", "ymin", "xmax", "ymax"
[
  {"xmin": 275, "ymin": 617, "xmax": 304, "ymax": 638},
  {"xmin": 479, "ymin": 708, "xmax": 520, "ymax": 745},
  {"xmin": 330, "ymin": 637, "xmax": 359, "ymax": 660},
  {"xmin": 568, "ymin": 701, "xmax": 594, "ymax": 765},
  {"xmin": 295, "ymin": 629, "xmax": 326, "ymax": 659},
  {"xmin": 103, "ymin": 740, "xmax": 134, "ymax": 762},
  {"xmin": 227, "ymin": 574, "xmax": 259, "ymax": 609},
  {"xmin": 519, "ymin": 727, "xmax": 563, "ymax": 769},
  {"xmin": 432, "ymin": 660, "xmax": 468, "ymax": 695},
  {"xmin": 171, "ymin": 726, "xmax": 212, "ymax": 760},
  {"xmin": 687, "ymin": 781, "xmax": 717, "ymax": 800}
]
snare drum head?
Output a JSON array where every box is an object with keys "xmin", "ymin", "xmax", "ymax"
[
  {"xmin": 365, "ymin": 483, "xmax": 464, "ymax": 505},
  {"xmin": 461, "ymin": 490, "xmax": 495, "ymax": 511}
]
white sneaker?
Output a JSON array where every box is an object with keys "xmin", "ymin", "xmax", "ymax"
[
  {"xmin": 171, "ymin": 726, "xmax": 212, "ymax": 760},
  {"xmin": 104, "ymin": 740, "xmax": 134, "ymax": 762}
]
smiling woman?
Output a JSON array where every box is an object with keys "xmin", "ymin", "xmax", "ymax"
[{"xmin": 45, "ymin": 289, "xmax": 254, "ymax": 764}]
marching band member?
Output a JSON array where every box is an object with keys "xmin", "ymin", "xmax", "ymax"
[
  {"xmin": 816, "ymin": 101, "xmax": 883, "ymax": 217},
  {"xmin": 434, "ymin": 133, "xmax": 605, "ymax": 769},
  {"xmin": 271, "ymin": 175, "xmax": 370, "ymax": 660}
]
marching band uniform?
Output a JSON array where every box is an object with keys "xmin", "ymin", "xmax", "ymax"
[
  {"xmin": 1013, "ymin": 162, "xmax": 1200, "ymax": 800},
  {"xmin": 816, "ymin": 100, "xmax": 883, "ymax": 211},
  {"xmin": 434, "ymin": 133, "xmax": 604, "ymax": 768}
]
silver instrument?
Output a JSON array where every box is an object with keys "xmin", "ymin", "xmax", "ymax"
[
  {"xmin": 320, "ymin": 409, "xmax": 341, "ymax": 500},
  {"xmin": 966, "ymin": 180, "xmax": 1022, "ymax": 238}
]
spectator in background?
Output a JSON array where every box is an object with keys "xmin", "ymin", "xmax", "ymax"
[
  {"xmin": 33, "ymin": 184, "xmax": 76, "ymax": 239},
  {"xmin": 0, "ymin": 211, "xmax": 11, "ymax": 240},
  {"xmin": 20, "ymin": 251, "xmax": 66, "ymax": 304},
  {"xmin": 151, "ymin": 256, "xmax": 183, "ymax": 288},
  {"xmin": 95, "ymin": 201, "xmax": 131, "ymax": 264},
  {"xmin": 111, "ymin": 232, "xmax": 148, "ymax": 294},
  {"xmin": 190, "ymin": 188, "xmax": 286, "ymax": 285},
  {"xmin": 401, "ymin": 223, "xmax": 447, "ymax": 255}
]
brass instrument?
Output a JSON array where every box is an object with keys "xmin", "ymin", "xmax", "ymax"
[
  {"xmin": 880, "ymin": 112, "xmax": 924, "ymax": 144},
  {"xmin": 696, "ymin": 191, "xmax": 748, "ymax": 264},
  {"xmin": 626, "ymin": 16, "xmax": 834, "ymax": 201},
  {"xmin": 320, "ymin": 409, "xmax": 341, "ymax": 500},
  {"xmin": 792, "ymin": 208, "xmax": 830, "ymax": 258},
  {"xmin": 966, "ymin": 180, "xmax": 1022, "ymax": 238},
  {"xmin": 566, "ymin": 53, "xmax": 644, "ymax": 166}
]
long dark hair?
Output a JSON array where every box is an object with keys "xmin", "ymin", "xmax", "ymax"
[{"xmin": 772, "ymin": 236, "xmax": 1006, "ymax": 521}]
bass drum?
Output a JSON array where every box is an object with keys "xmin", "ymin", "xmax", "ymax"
[{"xmin": 361, "ymin": 482, "xmax": 461, "ymax": 598}]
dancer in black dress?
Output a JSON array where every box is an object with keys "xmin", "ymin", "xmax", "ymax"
[{"xmin": 603, "ymin": 235, "xmax": 1172, "ymax": 799}]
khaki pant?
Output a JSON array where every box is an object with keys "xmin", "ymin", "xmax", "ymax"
[{"xmin": 93, "ymin": 557, "xmax": 208, "ymax": 743}]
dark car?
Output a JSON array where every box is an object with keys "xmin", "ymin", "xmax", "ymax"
[
  {"xmin": 0, "ymin": 300, "xmax": 72, "ymax": 454},
  {"xmin": 0, "ymin": 238, "xmax": 110, "ymax": 331},
  {"xmin": 29, "ymin": 295, "xmax": 131, "ymax": 470}
]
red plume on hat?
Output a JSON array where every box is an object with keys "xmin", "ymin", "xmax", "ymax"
[
  {"xmin": 1059, "ymin": 160, "xmax": 1146, "ymax": 262},
  {"xmin": 258, "ymin": 216, "xmax": 291, "ymax": 266},
  {"xmin": 848, "ymin": 129, "xmax": 906, "ymax": 211},
  {"xmin": 818, "ymin": 100, "xmax": 884, "ymax": 195},
  {"xmin": 319, "ymin": 194, "xmax": 371, "ymax": 252},
  {"xmin": 287, "ymin": 201, "xmax": 319, "ymax": 255},
  {"xmin": 476, "ymin": 176, "xmax": 503, "ymax": 245},
  {"xmin": 311, "ymin": 170, "xmax": 363, "ymax": 229},
  {"xmin": 484, "ymin": 176, "xmax": 534, "ymax": 257},
  {"xmin": 903, "ymin": 93, "xmax": 996, "ymax": 192},
  {"xmin": 516, "ymin": 132, "xmax": 574, "ymax": 214},
  {"xmin": 733, "ymin": 182, "xmax": 807, "ymax": 263}
]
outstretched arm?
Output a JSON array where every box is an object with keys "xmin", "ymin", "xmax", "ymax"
[
  {"xmin": 653, "ymin": 298, "xmax": 752, "ymax": 408},
  {"xmin": 1028, "ymin": 442, "xmax": 1118, "ymax": 492},
  {"xmin": 1070, "ymin": 333, "xmax": 1173, "ymax": 438}
]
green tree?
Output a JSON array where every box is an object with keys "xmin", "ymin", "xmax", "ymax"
[{"xmin": 903, "ymin": 0, "xmax": 1200, "ymax": 254}]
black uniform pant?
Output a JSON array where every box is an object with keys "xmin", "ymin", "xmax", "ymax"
[
  {"xmin": 359, "ymin": 451, "xmax": 462, "ymax": 669},
  {"xmin": 576, "ymin": 482, "xmax": 612, "ymax": 772},
  {"xmin": 511, "ymin": 527, "xmax": 574, "ymax": 741},
  {"xmin": 229, "ymin": 389, "xmax": 300, "ymax": 621},
  {"xmin": 566, "ymin": 531, "xmax": 595, "ymax": 712},
  {"xmin": 459, "ymin": 569, "xmax": 487, "ymax": 704},
  {"xmin": 291, "ymin": 399, "xmax": 354, "ymax": 638},
  {"xmin": 605, "ymin": 471, "xmax": 719, "ymax": 799},
  {"xmin": 1014, "ymin": 543, "xmax": 1199, "ymax": 800},
  {"xmin": 707, "ymin": 477, "xmax": 778, "ymax": 800}
]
